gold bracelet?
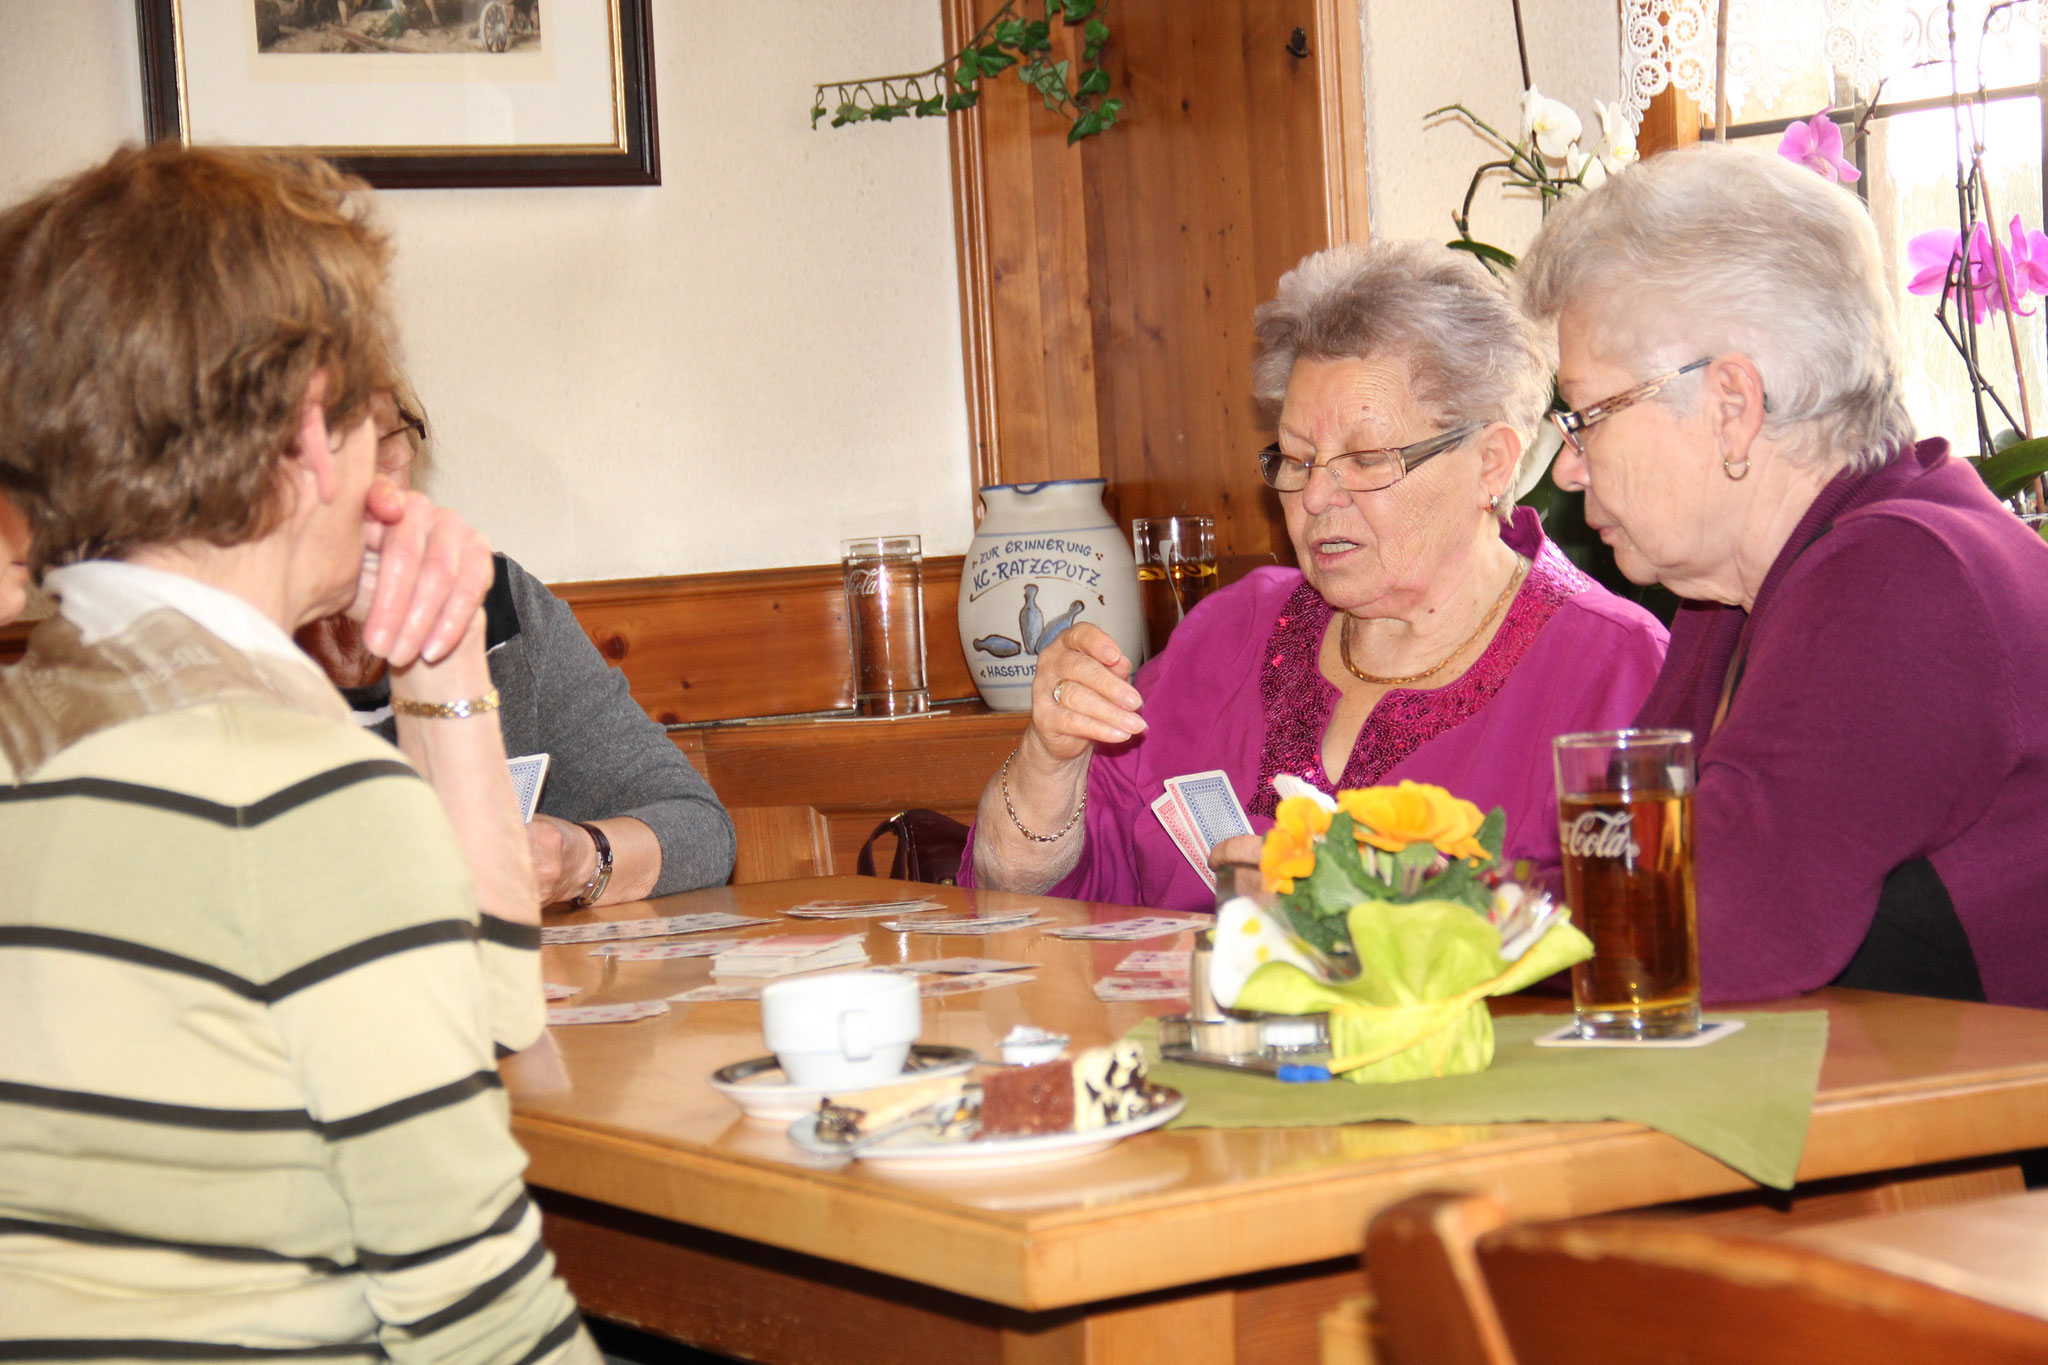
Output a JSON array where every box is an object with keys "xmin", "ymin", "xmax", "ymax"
[
  {"xmin": 391, "ymin": 687, "xmax": 502, "ymax": 720},
  {"xmin": 999, "ymin": 751, "xmax": 1086, "ymax": 843}
]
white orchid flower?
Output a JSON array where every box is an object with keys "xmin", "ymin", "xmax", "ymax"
[
  {"xmin": 1521, "ymin": 85, "xmax": 1583, "ymax": 161},
  {"xmin": 1592, "ymin": 98, "xmax": 1639, "ymax": 174},
  {"xmin": 1570, "ymin": 147, "xmax": 1608, "ymax": 189}
]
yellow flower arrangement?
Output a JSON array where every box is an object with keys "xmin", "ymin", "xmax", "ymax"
[
  {"xmin": 1218, "ymin": 777, "xmax": 1594, "ymax": 1084},
  {"xmin": 1337, "ymin": 781, "xmax": 1490, "ymax": 862}
]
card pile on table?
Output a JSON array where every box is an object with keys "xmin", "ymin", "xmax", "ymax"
[
  {"xmin": 1149, "ymin": 770, "xmax": 1253, "ymax": 890},
  {"xmin": 546, "ymin": 999, "xmax": 670, "ymax": 1026},
  {"xmin": 783, "ymin": 896, "xmax": 946, "ymax": 920},
  {"xmin": 590, "ymin": 937, "xmax": 747, "ymax": 961},
  {"xmin": 541, "ymin": 912, "xmax": 773, "ymax": 945},
  {"xmin": 1046, "ymin": 915, "xmax": 1212, "ymax": 941},
  {"xmin": 1093, "ymin": 974, "xmax": 1189, "ymax": 1002},
  {"xmin": 709, "ymin": 933, "xmax": 868, "ymax": 978},
  {"xmin": 878, "ymin": 910, "xmax": 1053, "ymax": 935}
]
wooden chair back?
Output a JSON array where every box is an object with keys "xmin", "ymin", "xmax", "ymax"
[{"xmin": 1367, "ymin": 1192, "xmax": 2048, "ymax": 1365}]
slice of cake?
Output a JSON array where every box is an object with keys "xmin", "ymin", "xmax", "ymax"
[
  {"xmin": 813, "ymin": 1073, "xmax": 971, "ymax": 1146},
  {"xmin": 978, "ymin": 1041, "xmax": 1154, "ymax": 1139}
]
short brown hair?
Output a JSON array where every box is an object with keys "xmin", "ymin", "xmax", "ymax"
[{"xmin": 0, "ymin": 143, "xmax": 397, "ymax": 570}]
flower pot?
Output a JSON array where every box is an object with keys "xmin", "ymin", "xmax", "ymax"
[{"xmin": 958, "ymin": 480, "xmax": 1144, "ymax": 711}]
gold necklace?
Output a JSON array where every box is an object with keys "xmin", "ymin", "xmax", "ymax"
[{"xmin": 1340, "ymin": 555, "xmax": 1528, "ymax": 687}]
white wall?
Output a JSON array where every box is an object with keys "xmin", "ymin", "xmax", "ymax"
[
  {"xmin": 1360, "ymin": 0, "xmax": 1622, "ymax": 254},
  {"xmin": 0, "ymin": 0, "xmax": 973, "ymax": 582}
]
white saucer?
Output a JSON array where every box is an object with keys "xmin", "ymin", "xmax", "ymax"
[
  {"xmin": 786, "ymin": 1087, "xmax": 1185, "ymax": 1171},
  {"xmin": 709, "ymin": 1045, "xmax": 980, "ymax": 1122}
]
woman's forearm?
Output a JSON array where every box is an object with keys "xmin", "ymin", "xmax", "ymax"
[
  {"xmin": 970, "ymin": 742, "xmax": 1090, "ymax": 893},
  {"xmin": 390, "ymin": 613, "xmax": 539, "ymax": 927}
]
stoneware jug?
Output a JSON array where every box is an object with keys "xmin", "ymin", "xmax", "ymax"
[{"xmin": 958, "ymin": 480, "xmax": 1144, "ymax": 711}]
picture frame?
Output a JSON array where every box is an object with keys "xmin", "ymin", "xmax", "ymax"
[{"xmin": 136, "ymin": 0, "xmax": 659, "ymax": 189}]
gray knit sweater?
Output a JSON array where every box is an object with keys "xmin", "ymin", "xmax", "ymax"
[{"xmin": 345, "ymin": 553, "xmax": 736, "ymax": 897}]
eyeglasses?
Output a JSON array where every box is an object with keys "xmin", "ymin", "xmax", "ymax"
[
  {"xmin": 377, "ymin": 406, "xmax": 428, "ymax": 447},
  {"xmin": 1256, "ymin": 423, "xmax": 1483, "ymax": 494},
  {"xmin": 1549, "ymin": 358, "xmax": 1710, "ymax": 455}
]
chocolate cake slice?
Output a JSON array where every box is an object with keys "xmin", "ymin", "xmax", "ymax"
[{"xmin": 978, "ymin": 1059, "xmax": 1076, "ymax": 1137}]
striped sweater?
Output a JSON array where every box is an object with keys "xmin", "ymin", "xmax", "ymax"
[{"xmin": 0, "ymin": 583, "xmax": 593, "ymax": 1363}]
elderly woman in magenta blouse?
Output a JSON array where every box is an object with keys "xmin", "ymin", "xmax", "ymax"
[
  {"xmin": 964, "ymin": 241, "xmax": 1670, "ymax": 911},
  {"xmin": 1520, "ymin": 145, "xmax": 2048, "ymax": 1008}
]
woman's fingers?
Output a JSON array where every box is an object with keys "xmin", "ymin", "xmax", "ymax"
[
  {"xmin": 358, "ymin": 487, "xmax": 494, "ymax": 667},
  {"xmin": 1026, "ymin": 625, "xmax": 1146, "ymax": 761}
]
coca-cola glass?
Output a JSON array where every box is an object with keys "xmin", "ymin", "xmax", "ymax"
[{"xmin": 1553, "ymin": 729, "xmax": 1700, "ymax": 1040}]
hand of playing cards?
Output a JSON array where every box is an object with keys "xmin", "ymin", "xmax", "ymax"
[{"xmin": 1150, "ymin": 770, "xmax": 1253, "ymax": 890}]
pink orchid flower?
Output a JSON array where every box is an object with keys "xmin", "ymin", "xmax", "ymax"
[
  {"xmin": 1907, "ymin": 223, "xmax": 2023, "ymax": 323},
  {"xmin": 1777, "ymin": 109, "xmax": 1862, "ymax": 183},
  {"xmin": 2006, "ymin": 214, "xmax": 2048, "ymax": 298}
]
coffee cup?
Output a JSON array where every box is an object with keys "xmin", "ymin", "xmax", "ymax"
[{"xmin": 759, "ymin": 970, "xmax": 922, "ymax": 1089}]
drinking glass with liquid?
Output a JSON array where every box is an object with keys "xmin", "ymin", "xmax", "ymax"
[
  {"xmin": 1552, "ymin": 728, "xmax": 1700, "ymax": 1040},
  {"xmin": 1131, "ymin": 516, "xmax": 1217, "ymax": 659}
]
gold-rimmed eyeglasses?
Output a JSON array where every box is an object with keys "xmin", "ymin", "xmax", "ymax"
[
  {"xmin": 1549, "ymin": 358, "xmax": 1710, "ymax": 456},
  {"xmin": 1256, "ymin": 423, "xmax": 1483, "ymax": 494}
]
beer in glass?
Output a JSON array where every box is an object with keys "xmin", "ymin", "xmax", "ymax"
[{"xmin": 1552, "ymin": 728, "xmax": 1700, "ymax": 1039}]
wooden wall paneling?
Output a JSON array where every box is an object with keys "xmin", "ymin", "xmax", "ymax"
[
  {"xmin": 552, "ymin": 556, "xmax": 975, "ymax": 725},
  {"xmin": 944, "ymin": 0, "xmax": 1104, "ymax": 492},
  {"xmin": 691, "ymin": 707, "xmax": 1027, "ymax": 879},
  {"xmin": 1084, "ymin": 0, "xmax": 1352, "ymax": 565},
  {"xmin": 1635, "ymin": 86, "xmax": 1704, "ymax": 158},
  {"xmin": 727, "ymin": 805, "xmax": 835, "ymax": 883},
  {"xmin": 1315, "ymin": 0, "xmax": 1370, "ymax": 247}
]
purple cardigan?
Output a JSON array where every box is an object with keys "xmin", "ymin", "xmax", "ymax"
[
  {"xmin": 1637, "ymin": 439, "xmax": 2048, "ymax": 1008},
  {"xmin": 963, "ymin": 511, "xmax": 1669, "ymax": 912}
]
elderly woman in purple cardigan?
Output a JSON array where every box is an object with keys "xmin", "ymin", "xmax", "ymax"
[
  {"xmin": 1519, "ymin": 145, "xmax": 2048, "ymax": 1008},
  {"xmin": 962, "ymin": 240, "xmax": 1670, "ymax": 913}
]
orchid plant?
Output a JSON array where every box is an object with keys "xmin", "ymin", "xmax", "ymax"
[
  {"xmin": 1778, "ymin": 107, "xmax": 2048, "ymax": 514},
  {"xmin": 1427, "ymin": 87, "xmax": 1638, "ymax": 273}
]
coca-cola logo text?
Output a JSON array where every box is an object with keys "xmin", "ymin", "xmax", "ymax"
[
  {"xmin": 1563, "ymin": 810, "xmax": 1640, "ymax": 860},
  {"xmin": 848, "ymin": 566, "xmax": 882, "ymax": 597}
]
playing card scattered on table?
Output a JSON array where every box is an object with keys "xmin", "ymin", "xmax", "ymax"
[
  {"xmin": 784, "ymin": 897, "xmax": 946, "ymax": 920},
  {"xmin": 921, "ymin": 971, "xmax": 1035, "ymax": 998},
  {"xmin": 1093, "ymin": 974, "xmax": 1190, "ymax": 1002},
  {"xmin": 668, "ymin": 982, "xmax": 763, "ymax": 1003},
  {"xmin": 546, "ymin": 1000, "xmax": 669, "ymax": 1026},
  {"xmin": 1117, "ymin": 949, "xmax": 1191, "ymax": 974},
  {"xmin": 1047, "ymin": 916, "xmax": 1212, "ymax": 941},
  {"xmin": 879, "ymin": 912, "xmax": 1054, "ymax": 935},
  {"xmin": 541, "ymin": 912, "xmax": 773, "ymax": 945},
  {"xmin": 709, "ymin": 933, "xmax": 868, "ymax": 978},
  {"xmin": 872, "ymin": 957, "xmax": 1034, "ymax": 975},
  {"xmin": 541, "ymin": 982, "xmax": 582, "ymax": 1001},
  {"xmin": 591, "ymin": 937, "xmax": 747, "ymax": 961}
]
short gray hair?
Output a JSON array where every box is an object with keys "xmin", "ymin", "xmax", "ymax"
[
  {"xmin": 1252, "ymin": 241, "xmax": 1559, "ymax": 505},
  {"xmin": 1517, "ymin": 144, "xmax": 1913, "ymax": 473}
]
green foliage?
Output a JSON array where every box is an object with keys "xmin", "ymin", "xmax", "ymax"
[
  {"xmin": 1970, "ymin": 435, "xmax": 2048, "ymax": 502},
  {"xmin": 812, "ymin": 1, "xmax": 1119, "ymax": 144}
]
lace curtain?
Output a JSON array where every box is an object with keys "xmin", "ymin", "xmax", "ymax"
[{"xmin": 1621, "ymin": 0, "xmax": 2047, "ymax": 127}]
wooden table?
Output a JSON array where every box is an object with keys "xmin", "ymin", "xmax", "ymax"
[{"xmin": 505, "ymin": 877, "xmax": 2048, "ymax": 1365}]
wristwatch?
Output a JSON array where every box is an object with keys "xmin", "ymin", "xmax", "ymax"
[{"xmin": 569, "ymin": 821, "xmax": 613, "ymax": 908}]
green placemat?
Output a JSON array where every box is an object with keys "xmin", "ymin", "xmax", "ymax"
[{"xmin": 1132, "ymin": 1010, "xmax": 1829, "ymax": 1190}]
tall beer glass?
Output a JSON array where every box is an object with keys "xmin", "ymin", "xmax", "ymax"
[{"xmin": 1552, "ymin": 729, "xmax": 1700, "ymax": 1040}]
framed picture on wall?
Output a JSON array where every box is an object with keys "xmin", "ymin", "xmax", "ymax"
[{"xmin": 136, "ymin": 0, "xmax": 658, "ymax": 188}]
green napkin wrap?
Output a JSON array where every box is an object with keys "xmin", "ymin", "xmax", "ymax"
[
  {"xmin": 1229, "ymin": 899, "xmax": 1594, "ymax": 1084},
  {"xmin": 1132, "ymin": 1008, "xmax": 1829, "ymax": 1190}
]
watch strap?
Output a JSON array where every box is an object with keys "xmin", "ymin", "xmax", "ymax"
[{"xmin": 569, "ymin": 821, "xmax": 613, "ymax": 908}]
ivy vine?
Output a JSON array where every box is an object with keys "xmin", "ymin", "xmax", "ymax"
[{"xmin": 811, "ymin": 0, "xmax": 1121, "ymax": 146}]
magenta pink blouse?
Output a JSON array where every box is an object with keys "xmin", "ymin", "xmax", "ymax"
[{"xmin": 961, "ymin": 511, "xmax": 1670, "ymax": 913}]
